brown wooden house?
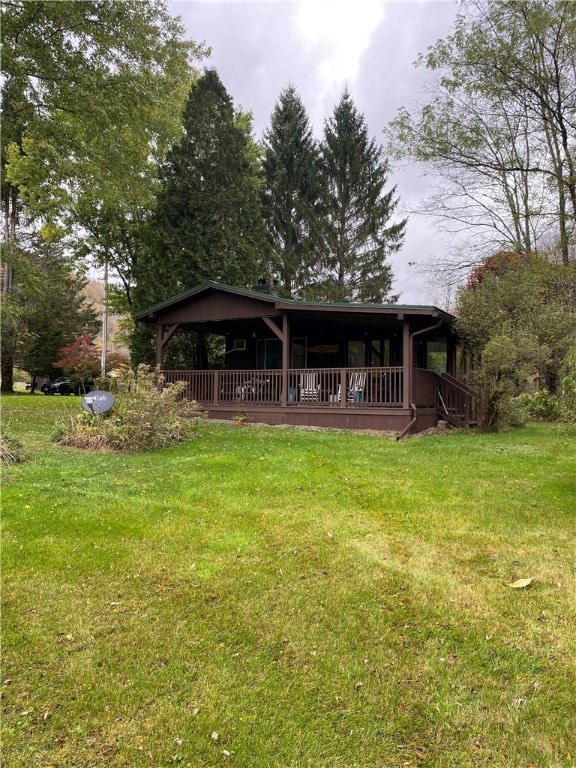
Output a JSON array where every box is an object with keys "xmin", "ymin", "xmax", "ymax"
[{"xmin": 134, "ymin": 280, "xmax": 477, "ymax": 436}]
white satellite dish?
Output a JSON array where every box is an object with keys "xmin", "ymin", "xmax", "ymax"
[{"xmin": 81, "ymin": 390, "xmax": 115, "ymax": 414}]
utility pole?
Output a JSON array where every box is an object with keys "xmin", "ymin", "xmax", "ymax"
[{"xmin": 100, "ymin": 258, "xmax": 108, "ymax": 378}]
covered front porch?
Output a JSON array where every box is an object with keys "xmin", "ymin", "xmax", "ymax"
[
  {"xmin": 161, "ymin": 365, "xmax": 475, "ymax": 434},
  {"xmin": 136, "ymin": 281, "xmax": 477, "ymax": 436}
]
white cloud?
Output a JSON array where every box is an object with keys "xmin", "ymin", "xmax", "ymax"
[{"xmin": 295, "ymin": 0, "xmax": 386, "ymax": 119}]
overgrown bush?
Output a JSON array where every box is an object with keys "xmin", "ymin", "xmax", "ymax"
[
  {"xmin": 514, "ymin": 389, "xmax": 560, "ymax": 421},
  {"xmin": 56, "ymin": 365, "xmax": 205, "ymax": 452},
  {"xmin": 470, "ymin": 334, "xmax": 541, "ymax": 430},
  {"xmin": 0, "ymin": 429, "xmax": 26, "ymax": 464},
  {"xmin": 559, "ymin": 343, "xmax": 576, "ymax": 423}
]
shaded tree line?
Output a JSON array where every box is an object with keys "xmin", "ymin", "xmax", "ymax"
[
  {"xmin": 0, "ymin": 0, "xmax": 204, "ymax": 390},
  {"xmin": 455, "ymin": 252, "xmax": 576, "ymax": 428},
  {"xmin": 384, "ymin": 0, "xmax": 576, "ymax": 428},
  {"xmin": 136, "ymin": 73, "xmax": 406, "ymax": 313}
]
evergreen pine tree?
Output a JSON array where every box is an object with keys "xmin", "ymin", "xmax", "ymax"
[
  {"xmin": 261, "ymin": 85, "xmax": 321, "ymax": 298},
  {"xmin": 313, "ymin": 89, "xmax": 406, "ymax": 303},
  {"xmin": 131, "ymin": 69, "xmax": 269, "ymax": 366},
  {"xmin": 137, "ymin": 68, "xmax": 269, "ymax": 307}
]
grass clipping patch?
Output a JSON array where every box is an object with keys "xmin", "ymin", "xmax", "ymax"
[
  {"xmin": 56, "ymin": 365, "xmax": 205, "ymax": 453},
  {"xmin": 0, "ymin": 430, "xmax": 27, "ymax": 463}
]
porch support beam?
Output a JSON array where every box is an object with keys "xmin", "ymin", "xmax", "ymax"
[
  {"xmin": 262, "ymin": 315, "xmax": 290, "ymax": 405},
  {"xmin": 156, "ymin": 323, "xmax": 181, "ymax": 368},
  {"xmin": 262, "ymin": 316, "xmax": 285, "ymax": 343}
]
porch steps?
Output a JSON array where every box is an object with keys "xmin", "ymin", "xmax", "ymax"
[
  {"xmin": 439, "ymin": 408, "xmax": 478, "ymax": 429},
  {"xmin": 435, "ymin": 374, "xmax": 479, "ymax": 429}
]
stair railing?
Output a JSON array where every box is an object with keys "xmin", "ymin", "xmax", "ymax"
[{"xmin": 435, "ymin": 373, "xmax": 479, "ymax": 426}]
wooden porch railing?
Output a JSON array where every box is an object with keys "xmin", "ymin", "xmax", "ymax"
[
  {"xmin": 160, "ymin": 367, "xmax": 479, "ymax": 427},
  {"xmin": 435, "ymin": 372, "xmax": 479, "ymax": 426},
  {"xmin": 161, "ymin": 367, "xmax": 405, "ymax": 408}
]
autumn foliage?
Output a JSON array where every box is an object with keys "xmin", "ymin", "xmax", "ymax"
[
  {"xmin": 465, "ymin": 251, "xmax": 523, "ymax": 289},
  {"xmin": 54, "ymin": 335, "xmax": 100, "ymax": 379},
  {"xmin": 54, "ymin": 335, "xmax": 129, "ymax": 380}
]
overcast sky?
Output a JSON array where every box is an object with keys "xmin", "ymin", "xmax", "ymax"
[{"xmin": 168, "ymin": 0, "xmax": 461, "ymax": 305}]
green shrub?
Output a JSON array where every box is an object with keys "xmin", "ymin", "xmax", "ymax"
[
  {"xmin": 471, "ymin": 334, "xmax": 539, "ymax": 430},
  {"xmin": 514, "ymin": 389, "xmax": 560, "ymax": 421},
  {"xmin": 559, "ymin": 343, "xmax": 576, "ymax": 423},
  {"xmin": 56, "ymin": 365, "xmax": 205, "ymax": 452}
]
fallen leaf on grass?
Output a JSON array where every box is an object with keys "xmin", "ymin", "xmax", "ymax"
[{"xmin": 506, "ymin": 578, "xmax": 534, "ymax": 589}]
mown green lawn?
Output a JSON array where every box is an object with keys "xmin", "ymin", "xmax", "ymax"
[{"xmin": 2, "ymin": 394, "xmax": 575, "ymax": 767}]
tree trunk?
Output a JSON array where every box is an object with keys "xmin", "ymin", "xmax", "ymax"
[{"xmin": 1, "ymin": 353, "xmax": 14, "ymax": 393}]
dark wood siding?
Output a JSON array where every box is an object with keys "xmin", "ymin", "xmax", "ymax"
[{"xmin": 159, "ymin": 292, "xmax": 280, "ymax": 325}]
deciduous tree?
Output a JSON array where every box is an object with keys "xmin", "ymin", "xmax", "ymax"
[
  {"xmin": 53, "ymin": 335, "xmax": 102, "ymax": 382},
  {"xmin": 388, "ymin": 0, "xmax": 576, "ymax": 265},
  {"xmin": 1, "ymin": 1, "xmax": 206, "ymax": 387},
  {"xmin": 456, "ymin": 252, "xmax": 576, "ymax": 427},
  {"xmin": 2, "ymin": 0, "xmax": 201, "ymax": 218},
  {"xmin": 1, "ymin": 0, "xmax": 205, "ymax": 302}
]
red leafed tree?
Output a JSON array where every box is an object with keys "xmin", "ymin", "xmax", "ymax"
[
  {"xmin": 466, "ymin": 251, "xmax": 523, "ymax": 289},
  {"xmin": 54, "ymin": 335, "xmax": 101, "ymax": 380}
]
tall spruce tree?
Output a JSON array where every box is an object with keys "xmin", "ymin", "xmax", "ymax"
[
  {"xmin": 132, "ymin": 69, "xmax": 269, "ymax": 366},
  {"xmin": 312, "ymin": 89, "xmax": 406, "ymax": 303},
  {"xmin": 261, "ymin": 85, "xmax": 321, "ymax": 298},
  {"xmin": 137, "ymin": 68, "xmax": 268, "ymax": 306}
]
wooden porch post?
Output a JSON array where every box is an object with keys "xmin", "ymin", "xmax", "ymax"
[
  {"xmin": 156, "ymin": 325, "xmax": 164, "ymax": 368},
  {"xmin": 447, "ymin": 339, "xmax": 456, "ymax": 377},
  {"xmin": 156, "ymin": 323, "xmax": 181, "ymax": 369},
  {"xmin": 263, "ymin": 314, "xmax": 290, "ymax": 406},
  {"xmin": 402, "ymin": 319, "xmax": 411, "ymax": 408},
  {"xmin": 281, "ymin": 314, "xmax": 289, "ymax": 407}
]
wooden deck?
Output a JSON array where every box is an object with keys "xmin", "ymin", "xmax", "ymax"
[{"xmin": 162, "ymin": 366, "xmax": 478, "ymax": 435}]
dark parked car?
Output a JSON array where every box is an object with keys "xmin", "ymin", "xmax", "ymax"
[{"xmin": 41, "ymin": 377, "xmax": 94, "ymax": 396}]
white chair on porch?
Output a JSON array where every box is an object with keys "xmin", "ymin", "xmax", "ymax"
[
  {"xmin": 337, "ymin": 372, "xmax": 367, "ymax": 404},
  {"xmin": 349, "ymin": 372, "xmax": 366, "ymax": 403},
  {"xmin": 300, "ymin": 372, "xmax": 320, "ymax": 403}
]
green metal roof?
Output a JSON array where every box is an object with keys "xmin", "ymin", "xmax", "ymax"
[{"xmin": 134, "ymin": 280, "xmax": 453, "ymax": 321}]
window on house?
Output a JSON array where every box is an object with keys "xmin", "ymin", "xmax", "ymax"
[
  {"xmin": 369, "ymin": 339, "xmax": 391, "ymax": 366},
  {"xmin": 292, "ymin": 338, "xmax": 307, "ymax": 368},
  {"xmin": 347, "ymin": 340, "xmax": 365, "ymax": 367},
  {"xmin": 426, "ymin": 339, "xmax": 447, "ymax": 373},
  {"xmin": 256, "ymin": 338, "xmax": 282, "ymax": 369}
]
